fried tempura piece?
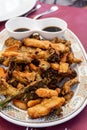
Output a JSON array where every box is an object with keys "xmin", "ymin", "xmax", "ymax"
[
  {"xmin": 0, "ymin": 79, "xmax": 18, "ymax": 96},
  {"xmin": 2, "ymin": 51, "xmax": 19, "ymax": 57},
  {"xmin": 23, "ymin": 38, "xmax": 51, "ymax": 49},
  {"xmin": 59, "ymin": 62, "xmax": 69, "ymax": 73},
  {"xmin": 51, "ymin": 43, "xmax": 70, "ymax": 53},
  {"xmin": 61, "ymin": 52, "xmax": 69, "ymax": 62},
  {"xmin": 4, "ymin": 38, "xmax": 22, "ymax": 52},
  {"xmin": 68, "ymin": 52, "xmax": 82, "ymax": 63},
  {"xmin": 55, "ymin": 88, "xmax": 61, "ymax": 94},
  {"xmin": 5, "ymin": 37, "xmax": 22, "ymax": 47},
  {"xmin": 52, "ymin": 37, "xmax": 71, "ymax": 46},
  {"xmin": 13, "ymin": 99, "xmax": 27, "ymax": 110},
  {"xmin": 35, "ymin": 88, "xmax": 58, "ymax": 98},
  {"xmin": 0, "ymin": 67, "xmax": 6, "ymax": 78},
  {"xmin": 0, "ymin": 52, "xmax": 32, "ymax": 66},
  {"xmin": 64, "ymin": 91, "xmax": 74, "ymax": 103},
  {"xmin": 17, "ymin": 83, "xmax": 24, "ymax": 89},
  {"xmin": 2, "ymin": 51, "xmax": 33, "ymax": 62},
  {"xmin": 51, "ymin": 63, "xmax": 59, "ymax": 70},
  {"xmin": 5, "ymin": 44, "xmax": 20, "ymax": 52},
  {"xmin": 2, "ymin": 57, "xmax": 10, "ymax": 66},
  {"xmin": 20, "ymin": 46, "xmax": 36, "ymax": 54},
  {"xmin": 27, "ymin": 96, "xmax": 65, "ymax": 119},
  {"xmin": 27, "ymin": 99, "xmax": 41, "ymax": 107},
  {"xmin": 36, "ymin": 49, "xmax": 50, "ymax": 59},
  {"xmin": 0, "ymin": 54, "xmax": 6, "ymax": 64},
  {"xmin": 59, "ymin": 68, "xmax": 77, "ymax": 79},
  {"xmin": 13, "ymin": 71, "xmax": 37, "ymax": 84},
  {"xmin": 29, "ymin": 63, "xmax": 38, "ymax": 71},
  {"xmin": 39, "ymin": 60, "xmax": 50, "ymax": 70},
  {"xmin": 11, "ymin": 53, "xmax": 32, "ymax": 64},
  {"xmin": 61, "ymin": 77, "xmax": 79, "ymax": 95}
]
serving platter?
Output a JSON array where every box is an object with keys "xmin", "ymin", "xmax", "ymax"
[
  {"xmin": 0, "ymin": 0, "xmax": 37, "ymax": 21},
  {"xmin": 0, "ymin": 28, "xmax": 87, "ymax": 128}
]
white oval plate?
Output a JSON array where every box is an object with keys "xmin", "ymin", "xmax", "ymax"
[
  {"xmin": 0, "ymin": 0, "xmax": 37, "ymax": 22},
  {"xmin": 0, "ymin": 29, "xmax": 87, "ymax": 128}
]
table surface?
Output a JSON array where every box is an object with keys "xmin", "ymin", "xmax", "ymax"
[{"xmin": 0, "ymin": 1, "xmax": 87, "ymax": 130}]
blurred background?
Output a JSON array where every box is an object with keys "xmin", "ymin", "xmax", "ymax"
[{"xmin": 39, "ymin": 0, "xmax": 87, "ymax": 7}]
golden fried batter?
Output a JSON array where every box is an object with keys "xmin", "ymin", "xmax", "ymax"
[
  {"xmin": 0, "ymin": 67, "xmax": 6, "ymax": 78},
  {"xmin": 62, "ymin": 77, "xmax": 79, "ymax": 95},
  {"xmin": 2, "ymin": 51, "xmax": 19, "ymax": 57},
  {"xmin": 27, "ymin": 99, "xmax": 41, "ymax": 107},
  {"xmin": 13, "ymin": 71, "xmax": 37, "ymax": 84},
  {"xmin": 51, "ymin": 43, "xmax": 70, "ymax": 53},
  {"xmin": 39, "ymin": 60, "xmax": 50, "ymax": 70},
  {"xmin": 35, "ymin": 88, "xmax": 58, "ymax": 98},
  {"xmin": 5, "ymin": 37, "xmax": 22, "ymax": 47},
  {"xmin": 51, "ymin": 63, "xmax": 59, "ymax": 70},
  {"xmin": 61, "ymin": 52, "xmax": 69, "ymax": 62},
  {"xmin": 23, "ymin": 38, "xmax": 51, "ymax": 49},
  {"xmin": 5, "ymin": 44, "xmax": 20, "ymax": 52},
  {"xmin": 68, "ymin": 52, "xmax": 82, "ymax": 63},
  {"xmin": 0, "ymin": 79, "xmax": 19, "ymax": 96},
  {"xmin": 13, "ymin": 99, "xmax": 27, "ymax": 110},
  {"xmin": 36, "ymin": 49, "xmax": 50, "ymax": 59},
  {"xmin": 0, "ymin": 34, "xmax": 82, "ymax": 119},
  {"xmin": 59, "ymin": 62, "xmax": 69, "ymax": 73},
  {"xmin": 28, "ymin": 96, "xmax": 65, "ymax": 119}
]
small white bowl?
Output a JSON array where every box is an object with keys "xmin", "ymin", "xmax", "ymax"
[
  {"xmin": 5, "ymin": 17, "xmax": 67, "ymax": 40},
  {"xmin": 37, "ymin": 18, "xmax": 67, "ymax": 39},
  {"xmin": 5, "ymin": 17, "xmax": 34, "ymax": 39}
]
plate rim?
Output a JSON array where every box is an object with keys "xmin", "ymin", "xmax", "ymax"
[
  {"xmin": 0, "ymin": 99, "xmax": 87, "ymax": 128},
  {"xmin": 0, "ymin": 28, "xmax": 87, "ymax": 128}
]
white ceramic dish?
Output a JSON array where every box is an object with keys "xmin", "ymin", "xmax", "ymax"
[
  {"xmin": 5, "ymin": 17, "xmax": 67, "ymax": 40},
  {"xmin": 0, "ymin": 0, "xmax": 37, "ymax": 22},
  {"xmin": 0, "ymin": 28, "xmax": 87, "ymax": 128}
]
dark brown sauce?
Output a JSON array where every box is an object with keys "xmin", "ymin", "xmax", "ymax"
[
  {"xmin": 14, "ymin": 28, "xmax": 29, "ymax": 32},
  {"xmin": 42, "ymin": 26, "xmax": 62, "ymax": 32}
]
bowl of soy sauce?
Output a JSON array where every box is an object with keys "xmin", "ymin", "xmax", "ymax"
[
  {"xmin": 5, "ymin": 17, "xmax": 34, "ymax": 39},
  {"xmin": 37, "ymin": 17, "xmax": 67, "ymax": 40},
  {"xmin": 5, "ymin": 17, "xmax": 67, "ymax": 40}
]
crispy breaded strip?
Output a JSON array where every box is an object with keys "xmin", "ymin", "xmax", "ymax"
[
  {"xmin": 5, "ymin": 45, "xmax": 20, "ymax": 52},
  {"xmin": 5, "ymin": 37, "xmax": 22, "ymax": 47},
  {"xmin": 64, "ymin": 91, "xmax": 74, "ymax": 103},
  {"xmin": 2, "ymin": 58, "xmax": 10, "ymax": 66},
  {"xmin": 61, "ymin": 52, "xmax": 68, "ymax": 62},
  {"xmin": 2, "ymin": 51, "xmax": 19, "ymax": 57},
  {"xmin": 35, "ymin": 88, "xmax": 58, "ymax": 98},
  {"xmin": 68, "ymin": 52, "xmax": 82, "ymax": 63},
  {"xmin": 51, "ymin": 63, "xmax": 59, "ymax": 70},
  {"xmin": 59, "ymin": 62, "xmax": 69, "ymax": 73},
  {"xmin": 0, "ymin": 67, "xmax": 6, "ymax": 78},
  {"xmin": 13, "ymin": 71, "xmax": 37, "ymax": 84},
  {"xmin": 13, "ymin": 99, "xmax": 27, "ymax": 110},
  {"xmin": 29, "ymin": 63, "xmax": 38, "ymax": 71},
  {"xmin": 51, "ymin": 43, "xmax": 70, "ymax": 52},
  {"xmin": 23, "ymin": 38, "xmax": 51, "ymax": 49},
  {"xmin": 36, "ymin": 49, "xmax": 50, "ymax": 59},
  {"xmin": 28, "ymin": 96, "xmax": 65, "ymax": 119},
  {"xmin": 0, "ymin": 78, "xmax": 19, "ymax": 96},
  {"xmin": 62, "ymin": 77, "xmax": 79, "ymax": 95},
  {"xmin": 27, "ymin": 99, "xmax": 41, "ymax": 107},
  {"xmin": 39, "ymin": 60, "xmax": 50, "ymax": 70}
]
